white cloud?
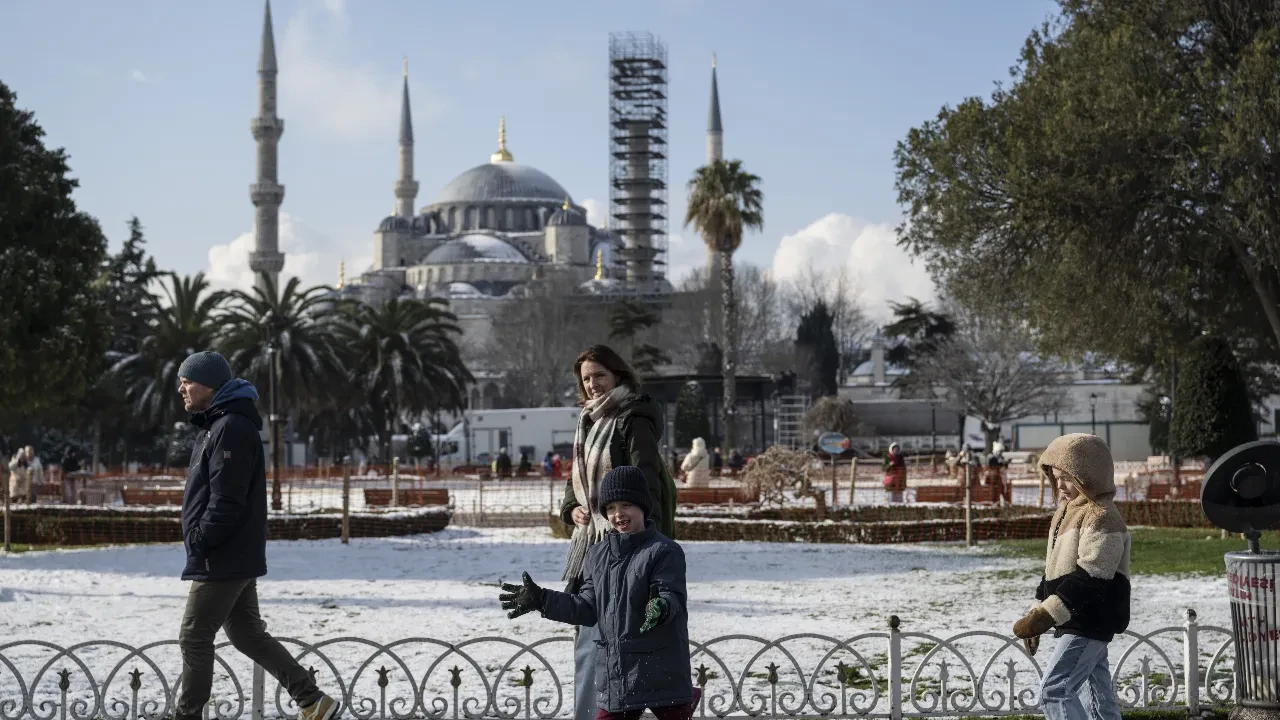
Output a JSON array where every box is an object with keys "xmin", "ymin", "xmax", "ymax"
[
  {"xmin": 206, "ymin": 212, "xmax": 370, "ymax": 293},
  {"xmin": 770, "ymin": 213, "xmax": 936, "ymax": 323},
  {"xmin": 130, "ymin": 69, "xmax": 151, "ymax": 83},
  {"xmin": 579, "ymin": 198, "xmax": 605, "ymax": 227},
  {"xmin": 666, "ymin": 232, "xmax": 709, "ymax": 286},
  {"xmin": 278, "ymin": 1, "xmax": 440, "ymax": 140}
]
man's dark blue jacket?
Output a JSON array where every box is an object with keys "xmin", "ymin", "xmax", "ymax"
[{"xmin": 181, "ymin": 379, "xmax": 268, "ymax": 581}]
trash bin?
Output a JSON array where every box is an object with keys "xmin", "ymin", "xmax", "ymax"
[{"xmin": 1227, "ymin": 550, "xmax": 1280, "ymax": 713}]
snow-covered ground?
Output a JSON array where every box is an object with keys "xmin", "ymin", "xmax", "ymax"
[{"xmin": 0, "ymin": 529, "xmax": 1233, "ymax": 716}]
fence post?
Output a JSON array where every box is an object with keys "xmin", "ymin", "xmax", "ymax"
[
  {"xmin": 849, "ymin": 457, "xmax": 857, "ymax": 507},
  {"xmin": 964, "ymin": 464, "xmax": 973, "ymax": 548},
  {"xmin": 252, "ymin": 663, "xmax": 265, "ymax": 720},
  {"xmin": 1184, "ymin": 608, "xmax": 1199, "ymax": 715},
  {"xmin": 391, "ymin": 457, "xmax": 400, "ymax": 507},
  {"xmin": 341, "ymin": 459, "xmax": 351, "ymax": 545},
  {"xmin": 477, "ymin": 476, "xmax": 485, "ymax": 526},
  {"xmin": 2, "ymin": 472, "xmax": 9, "ymax": 552},
  {"xmin": 888, "ymin": 615, "xmax": 903, "ymax": 720}
]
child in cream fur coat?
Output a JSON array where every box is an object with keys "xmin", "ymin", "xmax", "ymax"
[{"xmin": 1013, "ymin": 433, "xmax": 1131, "ymax": 720}]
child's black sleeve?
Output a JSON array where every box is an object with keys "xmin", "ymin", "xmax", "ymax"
[{"xmin": 542, "ymin": 566, "xmax": 599, "ymax": 627}]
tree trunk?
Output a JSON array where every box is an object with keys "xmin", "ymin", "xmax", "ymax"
[
  {"xmin": 1226, "ymin": 235, "xmax": 1280, "ymax": 351},
  {"xmin": 91, "ymin": 421, "xmax": 101, "ymax": 477},
  {"xmin": 983, "ymin": 423, "xmax": 1000, "ymax": 454},
  {"xmin": 719, "ymin": 247, "xmax": 737, "ymax": 450}
]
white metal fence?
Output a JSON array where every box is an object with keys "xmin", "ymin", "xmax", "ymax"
[{"xmin": 0, "ymin": 610, "xmax": 1234, "ymax": 719}]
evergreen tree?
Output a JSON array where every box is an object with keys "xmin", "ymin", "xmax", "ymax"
[
  {"xmin": 674, "ymin": 382, "xmax": 711, "ymax": 449},
  {"xmin": 794, "ymin": 301, "xmax": 839, "ymax": 397},
  {"xmin": 607, "ymin": 299, "xmax": 671, "ymax": 376},
  {"xmin": 0, "ymin": 81, "xmax": 110, "ymax": 427},
  {"xmin": 1169, "ymin": 337, "xmax": 1257, "ymax": 461},
  {"xmin": 882, "ymin": 298, "xmax": 955, "ymax": 370}
]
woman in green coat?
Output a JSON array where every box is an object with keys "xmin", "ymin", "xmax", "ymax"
[{"xmin": 557, "ymin": 344, "xmax": 676, "ymax": 720}]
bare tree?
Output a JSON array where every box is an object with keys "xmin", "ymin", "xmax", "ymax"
[
  {"xmin": 783, "ymin": 263, "xmax": 875, "ymax": 385},
  {"xmin": 911, "ymin": 314, "xmax": 1072, "ymax": 451},
  {"xmin": 802, "ymin": 395, "xmax": 860, "ymax": 439},
  {"xmin": 666, "ymin": 262, "xmax": 790, "ymax": 375},
  {"xmin": 484, "ymin": 283, "xmax": 595, "ymax": 407}
]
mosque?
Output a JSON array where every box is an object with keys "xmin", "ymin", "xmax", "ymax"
[{"xmin": 246, "ymin": 3, "xmax": 725, "ymax": 405}]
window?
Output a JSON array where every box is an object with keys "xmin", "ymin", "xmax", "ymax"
[
  {"xmin": 448, "ymin": 207, "xmax": 457, "ymax": 229},
  {"xmin": 485, "ymin": 207, "xmax": 496, "ymax": 229},
  {"xmin": 505, "ymin": 208, "xmax": 514, "ymax": 230},
  {"xmin": 466, "ymin": 206, "xmax": 477, "ymax": 229},
  {"xmin": 524, "ymin": 209, "xmax": 533, "ymax": 229}
]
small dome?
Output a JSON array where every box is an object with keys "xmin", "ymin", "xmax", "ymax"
[
  {"xmin": 423, "ymin": 233, "xmax": 530, "ymax": 264},
  {"xmin": 579, "ymin": 277, "xmax": 624, "ymax": 295},
  {"xmin": 547, "ymin": 203, "xmax": 587, "ymax": 227},
  {"xmin": 377, "ymin": 215, "xmax": 412, "ymax": 232},
  {"xmin": 446, "ymin": 282, "xmax": 486, "ymax": 297},
  {"xmin": 434, "ymin": 162, "xmax": 571, "ymax": 205}
]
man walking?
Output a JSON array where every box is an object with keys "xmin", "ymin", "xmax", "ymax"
[{"xmin": 175, "ymin": 351, "xmax": 337, "ymax": 720}]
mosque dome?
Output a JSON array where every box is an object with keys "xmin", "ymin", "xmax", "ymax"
[
  {"xmin": 432, "ymin": 117, "xmax": 570, "ymax": 205},
  {"xmin": 424, "ymin": 233, "xmax": 530, "ymax": 264},
  {"xmin": 435, "ymin": 162, "xmax": 571, "ymax": 205}
]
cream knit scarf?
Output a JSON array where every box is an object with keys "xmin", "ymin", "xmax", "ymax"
[{"xmin": 562, "ymin": 385, "xmax": 633, "ymax": 582}]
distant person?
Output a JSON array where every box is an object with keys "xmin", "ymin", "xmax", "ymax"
[
  {"xmin": 710, "ymin": 447, "xmax": 724, "ymax": 474},
  {"xmin": 552, "ymin": 453, "xmax": 564, "ymax": 479},
  {"xmin": 496, "ymin": 447, "xmax": 513, "ymax": 478},
  {"xmin": 727, "ymin": 449, "xmax": 745, "ymax": 471},
  {"xmin": 7, "ymin": 447, "xmax": 32, "ymax": 503},
  {"xmin": 680, "ymin": 438, "xmax": 711, "ymax": 488},
  {"xmin": 1014, "ymin": 433, "xmax": 1129, "ymax": 720},
  {"xmin": 517, "ymin": 450, "xmax": 532, "ymax": 475},
  {"xmin": 542, "ymin": 452, "xmax": 555, "ymax": 479},
  {"xmin": 986, "ymin": 441, "xmax": 1011, "ymax": 505},
  {"xmin": 501, "ymin": 466, "xmax": 699, "ymax": 720},
  {"xmin": 882, "ymin": 443, "xmax": 907, "ymax": 503},
  {"xmin": 175, "ymin": 351, "xmax": 338, "ymax": 720}
]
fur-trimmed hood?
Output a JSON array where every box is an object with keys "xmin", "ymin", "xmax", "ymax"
[{"xmin": 1040, "ymin": 433, "xmax": 1115, "ymax": 502}]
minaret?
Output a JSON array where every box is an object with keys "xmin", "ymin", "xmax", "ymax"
[
  {"xmin": 249, "ymin": 0, "xmax": 285, "ymax": 293},
  {"xmin": 705, "ymin": 54, "xmax": 724, "ymax": 291},
  {"xmin": 394, "ymin": 58, "xmax": 419, "ymax": 219},
  {"xmin": 707, "ymin": 53, "xmax": 723, "ymax": 163}
]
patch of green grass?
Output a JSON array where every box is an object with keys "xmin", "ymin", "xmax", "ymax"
[{"xmin": 990, "ymin": 527, "xmax": 1252, "ymax": 576}]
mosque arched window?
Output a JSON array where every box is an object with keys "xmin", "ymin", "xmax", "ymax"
[
  {"xmin": 466, "ymin": 207, "xmax": 477, "ymax": 229},
  {"xmin": 504, "ymin": 208, "xmax": 514, "ymax": 230},
  {"xmin": 524, "ymin": 209, "xmax": 533, "ymax": 230},
  {"xmin": 485, "ymin": 207, "xmax": 496, "ymax": 229},
  {"xmin": 448, "ymin": 207, "xmax": 457, "ymax": 230}
]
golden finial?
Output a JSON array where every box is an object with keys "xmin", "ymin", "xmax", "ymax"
[
  {"xmin": 490, "ymin": 116, "xmax": 513, "ymax": 162},
  {"xmin": 562, "ymin": 197, "xmax": 570, "ymax": 211},
  {"xmin": 337, "ymin": 258, "xmax": 345, "ymax": 290},
  {"xmin": 594, "ymin": 249, "xmax": 605, "ymax": 280}
]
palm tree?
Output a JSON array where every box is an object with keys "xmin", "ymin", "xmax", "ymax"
[
  {"xmin": 334, "ymin": 297, "xmax": 472, "ymax": 460},
  {"xmin": 218, "ymin": 272, "xmax": 344, "ymax": 508},
  {"xmin": 218, "ymin": 273, "xmax": 344, "ymax": 413},
  {"xmin": 108, "ymin": 273, "xmax": 227, "ymax": 456},
  {"xmin": 685, "ymin": 159, "xmax": 764, "ymax": 449}
]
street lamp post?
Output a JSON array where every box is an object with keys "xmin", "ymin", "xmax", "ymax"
[
  {"xmin": 267, "ymin": 343, "xmax": 282, "ymax": 511},
  {"xmin": 1089, "ymin": 393, "xmax": 1098, "ymax": 436}
]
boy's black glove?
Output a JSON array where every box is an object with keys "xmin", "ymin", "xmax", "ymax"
[{"xmin": 499, "ymin": 572, "xmax": 545, "ymax": 619}]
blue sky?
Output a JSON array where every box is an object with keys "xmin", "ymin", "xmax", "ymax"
[{"xmin": 0, "ymin": 0, "xmax": 1056, "ymax": 317}]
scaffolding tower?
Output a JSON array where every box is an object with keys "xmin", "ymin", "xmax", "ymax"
[
  {"xmin": 608, "ymin": 32, "xmax": 668, "ymax": 289},
  {"xmin": 775, "ymin": 395, "xmax": 812, "ymax": 449}
]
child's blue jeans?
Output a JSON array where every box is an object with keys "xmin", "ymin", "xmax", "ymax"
[{"xmin": 1040, "ymin": 634, "xmax": 1122, "ymax": 720}]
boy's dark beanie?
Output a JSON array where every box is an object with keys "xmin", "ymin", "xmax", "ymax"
[{"xmin": 596, "ymin": 465, "xmax": 652, "ymax": 517}]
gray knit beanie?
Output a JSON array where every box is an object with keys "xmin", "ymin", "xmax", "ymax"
[{"xmin": 178, "ymin": 351, "xmax": 233, "ymax": 391}]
